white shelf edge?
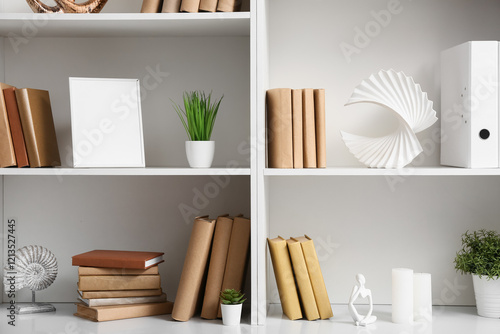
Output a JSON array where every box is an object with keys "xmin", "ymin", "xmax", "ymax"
[
  {"xmin": 0, "ymin": 12, "xmax": 251, "ymax": 21},
  {"xmin": 264, "ymin": 167, "xmax": 500, "ymax": 176},
  {"xmin": 0, "ymin": 167, "xmax": 251, "ymax": 176}
]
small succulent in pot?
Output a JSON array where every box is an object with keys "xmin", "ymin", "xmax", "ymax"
[{"xmin": 220, "ymin": 289, "xmax": 246, "ymax": 305}]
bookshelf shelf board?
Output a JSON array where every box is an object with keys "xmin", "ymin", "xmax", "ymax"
[
  {"xmin": 0, "ymin": 167, "xmax": 251, "ymax": 176},
  {"xmin": 0, "ymin": 12, "xmax": 250, "ymax": 37}
]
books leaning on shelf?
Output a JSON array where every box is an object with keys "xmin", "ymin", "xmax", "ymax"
[
  {"xmin": 141, "ymin": 0, "xmax": 164, "ymax": 13},
  {"xmin": 160, "ymin": 0, "xmax": 243, "ymax": 13},
  {"xmin": 266, "ymin": 88, "xmax": 326, "ymax": 169}
]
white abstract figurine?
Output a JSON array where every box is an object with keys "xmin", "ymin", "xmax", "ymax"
[{"xmin": 348, "ymin": 274, "xmax": 377, "ymax": 326}]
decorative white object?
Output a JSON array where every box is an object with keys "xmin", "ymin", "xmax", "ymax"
[
  {"xmin": 472, "ymin": 274, "xmax": 500, "ymax": 318},
  {"xmin": 413, "ymin": 273, "xmax": 432, "ymax": 321},
  {"xmin": 221, "ymin": 303, "xmax": 243, "ymax": 326},
  {"xmin": 69, "ymin": 77, "xmax": 145, "ymax": 168},
  {"xmin": 342, "ymin": 69, "xmax": 438, "ymax": 168},
  {"xmin": 185, "ymin": 141, "xmax": 215, "ymax": 168},
  {"xmin": 3, "ymin": 245, "xmax": 58, "ymax": 314},
  {"xmin": 348, "ymin": 274, "xmax": 377, "ymax": 326},
  {"xmin": 392, "ymin": 268, "xmax": 414, "ymax": 324}
]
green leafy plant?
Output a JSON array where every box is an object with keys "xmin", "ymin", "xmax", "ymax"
[
  {"xmin": 172, "ymin": 91, "xmax": 223, "ymax": 141},
  {"xmin": 454, "ymin": 229, "xmax": 500, "ymax": 280},
  {"xmin": 219, "ymin": 289, "xmax": 246, "ymax": 305}
]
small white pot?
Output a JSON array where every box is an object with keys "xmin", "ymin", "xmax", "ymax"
[
  {"xmin": 472, "ymin": 274, "xmax": 500, "ymax": 318},
  {"xmin": 221, "ymin": 303, "xmax": 242, "ymax": 326},
  {"xmin": 185, "ymin": 141, "xmax": 214, "ymax": 168}
]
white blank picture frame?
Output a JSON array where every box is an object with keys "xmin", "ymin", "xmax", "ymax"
[{"xmin": 69, "ymin": 77, "xmax": 145, "ymax": 168}]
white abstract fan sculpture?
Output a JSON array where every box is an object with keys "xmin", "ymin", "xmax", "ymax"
[{"xmin": 341, "ymin": 69, "xmax": 437, "ymax": 168}]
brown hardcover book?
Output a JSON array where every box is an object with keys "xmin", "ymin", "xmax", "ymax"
[
  {"xmin": 201, "ymin": 215, "xmax": 234, "ymax": 319},
  {"xmin": 0, "ymin": 83, "xmax": 17, "ymax": 167},
  {"xmin": 217, "ymin": 216, "xmax": 250, "ymax": 318},
  {"xmin": 302, "ymin": 88, "xmax": 317, "ymax": 168},
  {"xmin": 3, "ymin": 87, "xmax": 29, "ymax": 168},
  {"xmin": 171, "ymin": 216, "xmax": 216, "ymax": 321},
  {"xmin": 217, "ymin": 0, "xmax": 241, "ymax": 12},
  {"xmin": 162, "ymin": 0, "xmax": 182, "ymax": 12},
  {"xmin": 78, "ymin": 275, "xmax": 161, "ymax": 291},
  {"xmin": 140, "ymin": 0, "xmax": 164, "ymax": 12},
  {"xmin": 78, "ymin": 266, "xmax": 159, "ymax": 276},
  {"xmin": 314, "ymin": 89, "xmax": 326, "ymax": 168},
  {"xmin": 72, "ymin": 250, "xmax": 164, "ymax": 269},
  {"xmin": 180, "ymin": 0, "xmax": 200, "ymax": 12},
  {"xmin": 74, "ymin": 301, "xmax": 173, "ymax": 322},
  {"xmin": 15, "ymin": 88, "xmax": 60, "ymax": 168},
  {"xmin": 78, "ymin": 292, "xmax": 167, "ymax": 307},
  {"xmin": 199, "ymin": 0, "xmax": 218, "ymax": 12},
  {"xmin": 78, "ymin": 288, "xmax": 162, "ymax": 299},
  {"xmin": 291, "ymin": 235, "xmax": 333, "ymax": 319},
  {"xmin": 292, "ymin": 89, "xmax": 303, "ymax": 169},
  {"xmin": 267, "ymin": 88, "xmax": 293, "ymax": 168},
  {"xmin": 267, "ymin": 236, "xmax": 302, "ymax": 320}
]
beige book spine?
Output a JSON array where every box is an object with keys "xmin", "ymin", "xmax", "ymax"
[
  {"xmin": 161, "ymin": 0, "xmax": 182, "ymax": 12},
  {"xmin": 141, "ymin": 0, "xmax": 163, "ymax": 13},
  {"xmin": 217, "ymin": 0, "xmax": 241, "ymax": 12},
  {"xmin": 78, "ymin": 275, "xmax": 160, "ymax": 291},
  {"xmin": 78, "ymin": 266, "xmax": 159, "ymax": 276},
  {"xmin": 302, "ymin": 89, "xmax": 317, "ymax": 168},
  {"xmin": 79, "ymin": 288, "xmax": 162, "ymax": 299},
  {"xmin": 75, "ymin": 301, "xmax": 173, "ymax": 322},
  {"xmin": 292, "ymin": 89, "xmax": 303, "ymax": 169},
  {"xmin": 171, "ymin": 217, "xmax": 216, "ymax": 321},
  {"xmin": 199, "ymin": 0, "xmax": 218, "ymax": 12},
  {"xmin": 267, "ymin": 236, "xmax": 302, "ymax": 320},
  {"xmin": 180, "ymin": 0, "xmax": 200, "ymax": 12},
  {"xmin": 267, "ymin": 88, "xmax": 293, "ymax": 168},
  {"xmin": 78, "ymin": 293, "xmax": 167, "ymax": 307},
  {"xmin": 0, "ymin": 82, "xmax": 16, "ymax": 167},
  {"xmin": 287, "ymin": 238, "xmax": 319, "ymax": 320},
  {"xmin": 314, "ymin": 89, "xmax": 326, "ymax": 168}
]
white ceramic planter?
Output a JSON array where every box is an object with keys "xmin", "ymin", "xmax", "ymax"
[
  {"xmin": 221, "ymin": 303, "xmax": 242, "ymax": 326},
  {"xmin": 185, "ymin": 141, "xmax": 214, "ymax": 168},
  {"xmin": 472, "ymin": 274, "xmax": 500, "ymax": 318}
]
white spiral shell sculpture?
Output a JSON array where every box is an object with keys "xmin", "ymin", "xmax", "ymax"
[
  {"xmin": 3, "ymin": 245, "xmax": 58, "ymax": 292},
  {"xmin": 341, "ymin": 69, "xmax": 438, "ymax": 168}
]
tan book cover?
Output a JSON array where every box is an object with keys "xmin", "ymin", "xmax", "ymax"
[
  {"xmin": 199, "ymin": 0, "xmax": 218, "ymax": 12},
  {"xmin": 15, "ymin": 88, "xmax": 60, "ymax": 168},
  {"xmin": 292, "ymin": 89, "xmax": 303, "ymax": 169},
  {"xmin": 267, "ymin": 88, "xmax": 293, "ymax": 168},
  {"xmin": 201, "ymin": 215, "xmax": 234, "ymax": 319},
  {"xmin": 180, "ymin": 0, "xmax": 200, "ymax": 12},
  {"xmin": 287, "ymin": 238, "xmax": 319, "ymax": 320},
  {"xmin": 267, "ymin": 236, "xmax": 302, "ymax": 320},
  {"xmin": 78, "ymin": 288, "xmax": 162, "ymax": 299},
  {"xmin": 292, "ymin": 235, "xmax": 333, "ymax": 319},
  {"xmin": 72, "ymin": 250, "xmax": 164, "ymax": 269},
  {"xmin": 0, "ymin": 83, "xmax": 17, "ymax": 167},
  {"xmin": 78, "ymin": 292, "xmax": 167, "ymax": 307},
  {"xmin": 74, "ymin": 301, "xmax": 173, "ymax": 322},
  {"xmin": 302, "ymin": 89, "xmax": 317, "ymax": 168},
  {"xmin": 217, "ymin": 0, "xmax": 241, "ymax": 12},
  {"xmin": 78, "ymin": 275, "xmax": 161, "ymax": 291},
  {"xmin": 141, "ymin": 0, "xmax": 164, "ymax": 12},
  {"xmin": 171, "ymin": 216, "xmax": 216, "ymax": 321},
  {"xmin": 78, "ymin": 266, "xmax": 159, "ymax": 276},
  {"xmin": 314, "ymin": 89, "xmax": 326, "ymax": 168},
  {"xmin": 3, "ymin": 87, "xmax": 29, "ymax": 168},
  {"xmin": 162, "ymin": 0, "xmax": 182, "ymax": 12},
  {"xmin": 217, "ymin": 216, "xmax": 251, "ymax": 318}
]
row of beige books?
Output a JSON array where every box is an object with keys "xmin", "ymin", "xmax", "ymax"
[
  {"xmin": 267, "ymin": 88, "xmax": 327, "ymax": 169},
  {"xmin": 0, "ymin": 83, "xmax": 60, "ymax": 168},
  {"xmin": 141, "ymin": 0, "xmax": 242, "ymax": 13},
  {"xmin": 267, "ymin": 235, "xmax": 333, "ymax": 320}
]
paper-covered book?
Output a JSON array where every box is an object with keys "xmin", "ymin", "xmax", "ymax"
[
  {"xmin": 74, "ymin": 301, "xmax": 173, "ymax": 322},
  {"xmin": 78, "ymin": 292, "xmax": 167, "ymax": 307},
  {"xmin": 72, "ymin": 250, "xmax": 164, "ymax": 269}
]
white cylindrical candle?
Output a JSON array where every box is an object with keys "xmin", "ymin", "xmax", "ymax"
[
  {"xmin": 392, "ymin": 268, "xmax": 414, "ymax": 324},
  {"xmin": 414, "ymin": 273, "xmax": 432, "ymax": 321}
]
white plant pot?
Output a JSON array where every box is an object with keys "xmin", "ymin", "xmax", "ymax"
[
  {"xmin": 185, "ymin": 141, "xmax": 214, "ymax": 168},
  {"xmin": 472, "ymin": 274, "xmax": 500, "ymax": 318},
  {"xmin": 221, "ymin": 303, "xmax": 242, "ymax": 326}
]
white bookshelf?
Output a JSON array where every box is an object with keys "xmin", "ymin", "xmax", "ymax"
[
  {"xmin": 264, "ymin": 167, "xmax": 500, "ymax": 176},
  {"xmin": 0, "ymin": 167, "xmax": 251, "ymax": 176}
]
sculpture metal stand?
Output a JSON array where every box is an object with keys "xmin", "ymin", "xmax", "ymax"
[{"xmin": 348, "ymin": 274, "xmax": 377, "ymax": 326}]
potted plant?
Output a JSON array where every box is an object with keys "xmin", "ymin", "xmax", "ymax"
[
  {"xmin": 219, "ymin": 289, "xmax": 246, "ymax": 326},
  {"xmin": 172, "ymin": 91, "xmax": 223, "ymax": 168},
  {"xmin": 454, "ymin": 229, "xmax": 500, "ymax": 318}
]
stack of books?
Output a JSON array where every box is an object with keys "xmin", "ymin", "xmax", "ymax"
[
  {"xmin": 140, "ymin": 0, "xmax": 242, "ymax": 13},
  {"xmin": 72, "ymin": 250, "xmax": 173, "ymax": 322},
  {"xmin": 267, "ymin": 235, "xmax": 333, "ymax": 321},
  {"xmin": 0, "ymin": 83, "xmax": 60, "ymax": 168},
  {"xmin": 266, "ymin": 88, "xmax": 326, "ymax": 169}
]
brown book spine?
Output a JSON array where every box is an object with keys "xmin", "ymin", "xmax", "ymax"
[
  {"xmin": 3, "ymin": 87, "xmax": 29, "ymax": 167},
  {"xmin": 141, "ymin": 0, "xmax": 164, "ymax": 13},
  {"xmin": 75, "ymin": 301, "xmax": 173, "ymax": 322},
  {"xmin": 267, "ymin": 88, "xmax": 293, "ymax": 168},
  {"xmin": 201, "ymin": 215, "xmax": 234, "ymax": 319},
  {"xmin": 314, "ymin": 89, "xmax": 326, "ymax": 168},
  {"xmin": 180, "ymin": 0, "xmax": 200, "ymax": 12},
  {"xmin": 302, "ymin": 88, "xmax": 317, "ymax": 168},
  {"xmin": 171, "ymin": 217, "xmax": 216, "ymax": 321},
  {"xmin": 161, "ymin": 0, "xmax": 182, "ymax": 12},
  {"xmin": 292, "ymin": 89, "xmax": 303, "ymax": 169},
  {"xmin": 0, "ymin": 83, "xmax": 17, "ymax": 167},
  {"xmin": 78, "ymin": 266, "xmax": 159, "ymax": 276},
  {"xmin": 79, "ymin": 288, "xmax": 162, "ymax": 299},
  {"xmin": 199, "ymin": 0, "xmax": 218, "ymax": 12},
  {"xmin": 216, "ymin": 0, "xmax": 241, "ymax": 12},
  {"xmin": 72, "ymin": 250, "xmax": 164, "ymax": 269},
  {"xmin": 78, "ymin": 275, "xmax": 161, "ymax": 291}
]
